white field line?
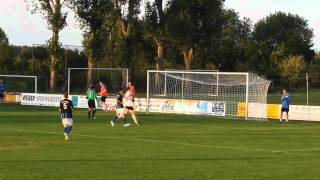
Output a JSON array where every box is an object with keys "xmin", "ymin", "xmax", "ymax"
[{"xmin": 0, "ymin": 128, "xmax": 313, "ymax": 155}]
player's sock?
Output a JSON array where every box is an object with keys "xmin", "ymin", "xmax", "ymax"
[
  {"xmin": 123, "ymin": 116, "xmax": 127, "ymax": 124},
  {"xmin": 88, "ymin": 111, "xmax": 91, "ymax": 119},
  {"xmin": 112, "ymin": 116, "xmax": 117, "ymax": 122},
  {"xmin": 67, "ymin": 126, "xmax": 73, "ymax": 134},
  {"xmin": 64, "ymin": 127, "xmax": 68, "ymax": 134},
  {"xmin": 92, "ymin": 110, "xmax": 96, "ymax": 118}
]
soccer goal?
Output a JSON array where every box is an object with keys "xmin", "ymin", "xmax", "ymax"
[
  {"xmin": 0, "ymin": 74, "xmax": 38, "ymax": 93},
  {"xmin": 67, "ymin": 68, "xmax": 129, "ymax": 95},
  {"xmin": 146, "ymin": 70, "xmax": 271, "ymax": 120}
]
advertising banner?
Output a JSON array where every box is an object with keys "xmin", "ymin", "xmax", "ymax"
[
  {"xmin": 208, "ymin": 101, "xmax": 226, "ymax": 116},
  {"xmin": 21, "ymin": 93, "xmax": 63, "ymax": 107},
  {"xmin": 289, "ymin": 105, "xmax": 320, "ymax": 121}
]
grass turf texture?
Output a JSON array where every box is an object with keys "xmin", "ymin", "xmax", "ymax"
[{"xmin": 1, "ymin": 104, "xmax": 320, "ymax": 180}]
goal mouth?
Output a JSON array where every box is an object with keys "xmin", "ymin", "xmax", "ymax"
[
  {"xmin": 147, "ymin": 70, "xmax": 271, "ymax": 120},
  {"xmin": 0, "ymin": 74, "xmax": 38, "ymax": 93}
]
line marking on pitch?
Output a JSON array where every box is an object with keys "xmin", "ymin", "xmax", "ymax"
[{"xmin": 0, "ymin": 128, "xmax": 310, "ymax": 155}]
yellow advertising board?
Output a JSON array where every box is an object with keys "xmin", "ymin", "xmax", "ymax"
[
  {"xmin": 237, "ymin": 102, "xmax": 282, "ymax": 120},
  {"xmin": 4, "ymin": 95, "xmax": 17, "ymax": 103},
  {"xmin": 237, "ymin": 102, "xmax": 246, "ymax": 118},
  {"xmin": 267, "ymin": 104, "xmax": 280, "ymax": 120}
]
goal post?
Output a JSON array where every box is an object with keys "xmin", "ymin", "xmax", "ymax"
[
  {"xmin": 146, "ymin": 70, "xmax": 270, "ymax": 120},
  {"xmin": 0, "ymin": 74, "xmax": 37, "ymax": 93},
  {"xmin": 67, "ymin": 68, "xmax": 129, "ymax": 95}
]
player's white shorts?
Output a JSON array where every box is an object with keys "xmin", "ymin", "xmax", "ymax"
[
  {"xmin": 62, "ymin": 118, "xmax": 73, "ymax": 127},
  {"xmin": 116, "ymin": 108, "xmax": 125, "ymax": 118}
]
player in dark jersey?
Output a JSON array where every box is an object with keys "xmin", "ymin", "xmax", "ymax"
[
  {"xmin": 110, "ymin": 89, "xmax": 130, "ymax": 127},
  {"xmin": 59, "ymin": 93, "xmax": 74, "ymax": 140}
]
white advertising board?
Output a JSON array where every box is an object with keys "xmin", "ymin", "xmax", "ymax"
[
  {"xmin": 289, "ymin": 105, "xmax": 320, "ymax": 121},
  {"xmin": 21, "ymin": 93, "xmax": 63, "ymax": 107}
]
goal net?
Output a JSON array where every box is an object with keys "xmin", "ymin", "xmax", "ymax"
[
  {"xmin": 68, "ymin": 68, "xmax": 128, "ymax": 95},
  {"xmin": 0, "ymin": 74, "xmax": 38, "ymax": 93},
  {"xmin": 147, "ymin": 71, "xmax": 271, "ymax": 120}
]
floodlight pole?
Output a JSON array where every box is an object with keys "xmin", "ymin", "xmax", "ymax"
[
  {"xmin": 306, "ymin": 73, "xmax": 309, "ymax": 106},
  {"xmin": 35, "ymin": 76, "xmax": 38, "ymax": 93},
  {"xmin": 68, "ymin": 68, "xmax": 71, "ymax": 95}
]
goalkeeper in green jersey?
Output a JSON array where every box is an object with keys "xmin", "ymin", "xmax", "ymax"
[{"xmin": 86, "ymin": 85, "xmax": 98, "ymax": 119}]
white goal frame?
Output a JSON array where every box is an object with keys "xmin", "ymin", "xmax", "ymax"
[
  {"xmin": 67, "ymin": 68, "xmax": 129, "ymax": 95},
  {"xmin": 147, "ymin": 70, "xmax": 251, "ymax": 119},
  {"xmin": 0, "ymin": 74, "xmax": 38, "ymax": 93}
]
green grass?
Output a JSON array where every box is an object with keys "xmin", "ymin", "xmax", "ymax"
[{"xmin": 1, "ymin": 104, "xmax": 320, "ymax": 180}]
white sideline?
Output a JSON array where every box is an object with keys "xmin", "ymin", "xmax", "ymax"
[{"xmin": 0, "ymin": 128, "xmax": 306, "ymax": 155}]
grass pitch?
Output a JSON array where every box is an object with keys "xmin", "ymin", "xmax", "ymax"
[{"xmin": 1, "ymin": 104, "xmax": 320, "ymax": 180}]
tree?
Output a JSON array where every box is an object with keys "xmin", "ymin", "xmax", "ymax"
[
  {"xmin": 144, "ymin": 0, "xmax": 166, "ymax": 70},
  {"xmin": 166, "ymin": 0, "xmax": 224, "ymax": 70},
  {"xmin": 26, "ymin": 0, "xmax": 68, "ymax": 91},
  {"xmin": 114, "ymin": 0, "xmax": 141, "ymax": 67},
  {"xmin": 253, "ymin": 12, "xmax": 315, "ymax": 63},
  {"xmin": 0, "ymin": 28, "xmax": 9, "ymax": 71},
  {"xmin": 70, "ymin": 0, "xmax": 112, "ymax": 86},
  {"xmin": 279, "ymin": 55, "xmax": 306, "ymax": 87},
  {"xmin": 308, "ymin": 52, "xmax": 320, "ymax": 87},
  {"xmin": 214, "ymin": 9, "xmax": 253, "ymax": 71}
]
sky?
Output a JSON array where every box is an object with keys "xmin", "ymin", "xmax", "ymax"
[{"xmin": 0, "ymin": 0, "xmax": 319, "ymax": 51}]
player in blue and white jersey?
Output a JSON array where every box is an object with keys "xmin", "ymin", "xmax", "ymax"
[
  {"xmin": 0, "ymin": 79, "xmax": 5, "ymax": 102},
  {"xmin": 280, "ymin": 88, "xmax": 291, "ymax": 123},
  {"xmin": 59, "ymin": 93, "xmax": 74, "ymax": 140},
  {"xmin": 110, "ymin": 89, "xmax": 130, "ymax": 127}
]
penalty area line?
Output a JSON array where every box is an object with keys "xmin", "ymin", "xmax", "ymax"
[{"xmin": 0, "ymin": 128, "xmax": 300, "ymax": 155}]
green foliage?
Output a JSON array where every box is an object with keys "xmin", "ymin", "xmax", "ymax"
[
  {"xmin": 253, "ymin": 12, "xmax": 315, "ymax": 62},
  {"xmin": 214, "ymin": 9, "xmax": 253, "ymax": 71},
  {"xmin": 4, "ymin": 2, "xmax": 318, "ymax": 92},
  {"xmin": 308, "ymin": 52, "xmax": 320, "ymax": 87},
  {"xmin": 71, "ymin": 0, "xmax": 113, "ymax": 60},
  {"xmin": 165, "ymin": 0, "xmax": 224, "ymax": 69},
  {"xmin": 279, "ymin": 55, "xmax": 306, "ymax": 87},
  {"xmin": 26, "ymin": 0, "xmax": 67, "ymax": 31},
  {"xmin": 166, "ymin": 0, "xmax": 224, "ymax": 51},
  {"xmin": 0, "ymin": 28, "xmax": 9, "ymax": 71}
]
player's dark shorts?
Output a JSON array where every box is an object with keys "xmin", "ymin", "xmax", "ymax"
[
  {"xmin": 61, "ymin": 112, "xmax": 72, "ymax": 119},
  {"xmin": 126, "ymin": 106, "xmax": 134, "ymax": 111},
  {"xmin": 117, "ymin": 104, "xmax": 124, "ymax": 109},
  {"xmin": 88, "ymin": 100, "xmax": 96, "ymax": 108},
  {"xmin": 101, "ymin": 96, "xmax": 107, "ymax": 102},
  {"xmin": 281, "ymin": 107, "xmax": 289, "ymax": 112}
]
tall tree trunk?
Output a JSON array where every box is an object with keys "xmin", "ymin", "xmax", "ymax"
[
  {"xmin": 87, "ymin": 48, "xmax": 94, "ymax": 88},
  {"xmin": 183, "ymin": 47, "xmax": 193, "ymax": 70},
  {"xmin": 155, "ymin": 38, "xmax": 164, "ymax": 71},
  {"xmin": 49, "ymin": 28, "xmax": 59, "ymax": 92}
]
